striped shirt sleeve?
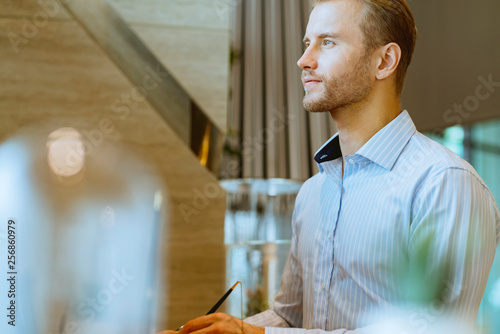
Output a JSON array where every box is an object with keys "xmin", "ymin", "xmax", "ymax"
[{"xmin": 408, "ymin": 167, "xmax": 499, "ymax": 323}]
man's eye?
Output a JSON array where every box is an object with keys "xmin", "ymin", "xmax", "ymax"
[{"xmin": 323, "ymin": 40, "xmax": 334, "ymax": 46}]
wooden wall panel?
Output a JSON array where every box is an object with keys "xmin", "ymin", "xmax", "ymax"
[
  {"xmin": 0, "ymin": 0, "xmax": 71, "ymax": 19},
  {"xmin": 133, "ymin": 25, "xmax": 230, "ymax": 134},
  {"xmin": 108, "ymin": 0, "xmax": 231, "ymax": 132},
  {"xmin": 0, "ymin": 2, "xmax": 226, "ymax": 332},
  {"xmin": 108, "ymin": 0, "xmax": 230, "ymax": 30}
]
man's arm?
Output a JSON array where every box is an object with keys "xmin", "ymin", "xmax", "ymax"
[
  {"xmin": 407, "ymin": 167, "xmax": 500, "ymax": 322},
  {"xmin": 244, "ymin": 309, "xmax": 292, "ymax": 328}
]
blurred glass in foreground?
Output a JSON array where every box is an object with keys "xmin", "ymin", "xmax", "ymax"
[
  {"xmin": 221, "ymin": 179, "xmax": 302, "ymax": 318},
  {"xmin": 0, "ymin": 123, "xmax": 168, "ymax": 334}
]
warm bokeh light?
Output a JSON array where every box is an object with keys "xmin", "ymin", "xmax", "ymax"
[{"xmin": 46, "ymin": 127, "xmax": 85, "ymax": 177}]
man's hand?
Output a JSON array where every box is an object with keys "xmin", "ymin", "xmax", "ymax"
[{"xmin": 157, "ymin": 313, "xmax": 265, "ymax": 334}]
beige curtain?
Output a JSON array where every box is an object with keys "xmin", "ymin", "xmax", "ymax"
[{"xmin": 222, "ymin": 0, "xmax": 337, "ymax": 182}]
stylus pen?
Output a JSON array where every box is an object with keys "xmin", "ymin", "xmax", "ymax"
[{"xmin": 175, "ymin": 282, "xmax": 240, "ymax": 331}]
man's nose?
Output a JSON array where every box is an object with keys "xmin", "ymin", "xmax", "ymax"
[{"xmin": 297, "ymin": 47, "xmax": 318, "ymax": 70}]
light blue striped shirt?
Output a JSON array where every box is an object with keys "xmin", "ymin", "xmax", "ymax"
[{"xmin": 245, "ymin": 110, "xmax": 500, "ymax": 333}]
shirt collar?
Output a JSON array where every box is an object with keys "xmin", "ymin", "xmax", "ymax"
[{"xmin": 314, "ymin": 110, "xmax": 417, "ymax": 173}]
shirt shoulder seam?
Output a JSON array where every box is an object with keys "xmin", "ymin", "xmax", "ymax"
[{"xmin": 433, "ymin": 166, "xmax": 489, "ymax": 190}]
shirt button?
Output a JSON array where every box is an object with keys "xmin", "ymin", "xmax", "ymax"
[
  {"xmin": 348, "ymin": 159, "xmax": 355, "ymax": 164},
  {"xmin": 321, "ymin": 282, "xmax": 326, "ymax": 290},
  {"xmin": 328, "ymin": 235, "xmax": 332, "ymax": 240}
]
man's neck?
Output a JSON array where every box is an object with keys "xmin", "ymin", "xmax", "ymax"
[{"xmin": 330, "ymin": 95, "xmax": 402, "ymax": 173}]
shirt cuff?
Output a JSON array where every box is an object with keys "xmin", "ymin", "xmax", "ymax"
[{"xmin": 265, "ymin": 327, "xmax": 306, "ymax": 334}]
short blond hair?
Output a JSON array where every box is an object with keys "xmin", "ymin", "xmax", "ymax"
[{"xmin": 312, "ymin": 0, "xmax": 417, "ymax": 95}]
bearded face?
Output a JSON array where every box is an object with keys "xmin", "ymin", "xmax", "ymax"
[
  {"xmin": 298, "ymin": 0, "xmax": 375, "ymax": 113},
  {"xmin": 302, "ymin": 50, "xmax": 373, "ymax": 113}
]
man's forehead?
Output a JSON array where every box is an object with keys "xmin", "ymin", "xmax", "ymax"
[{"xmin": 304, "ymin": 0, "xmax": 363, "ymax": 40}]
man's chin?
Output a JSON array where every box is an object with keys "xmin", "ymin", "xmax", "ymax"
[
  {"xmin": 306, "ymin": 108, "xmax": 329, "ymax": 113},
  {"xmin": 303, "ymin": 100, "xmax": 331, "ymax": 113}
]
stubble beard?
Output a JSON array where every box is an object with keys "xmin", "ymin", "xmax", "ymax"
[{"xmin": 303, "ymin": 52, "xmax": 373, "ymax": 113}]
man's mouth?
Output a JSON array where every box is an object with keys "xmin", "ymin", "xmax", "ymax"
[{"xmin": 303, "ymin": 77, "xmax": 322, "ymax": 86}]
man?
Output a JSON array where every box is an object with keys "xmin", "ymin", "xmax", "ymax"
[{"xmin": 159, "ymin": 0, "xmax": 500, "ymax": 333}]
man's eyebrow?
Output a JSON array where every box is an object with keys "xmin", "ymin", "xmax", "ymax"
[{"xmin": 303, "ymin": 32, "xmax": 341, "ymax": 43}]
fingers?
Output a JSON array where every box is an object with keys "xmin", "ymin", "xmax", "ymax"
[
  {"xmin": 180, "ymin": 313, "xmax": 232, "ymax": 334},
  {"xmin": 184, "ymin": 317, "xmax": 263, "ymax": 334}
]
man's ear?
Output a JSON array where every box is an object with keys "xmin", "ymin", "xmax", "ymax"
[{"xmin": 375, "ymin": 42, "xmax": 401, "ymax": 81}]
